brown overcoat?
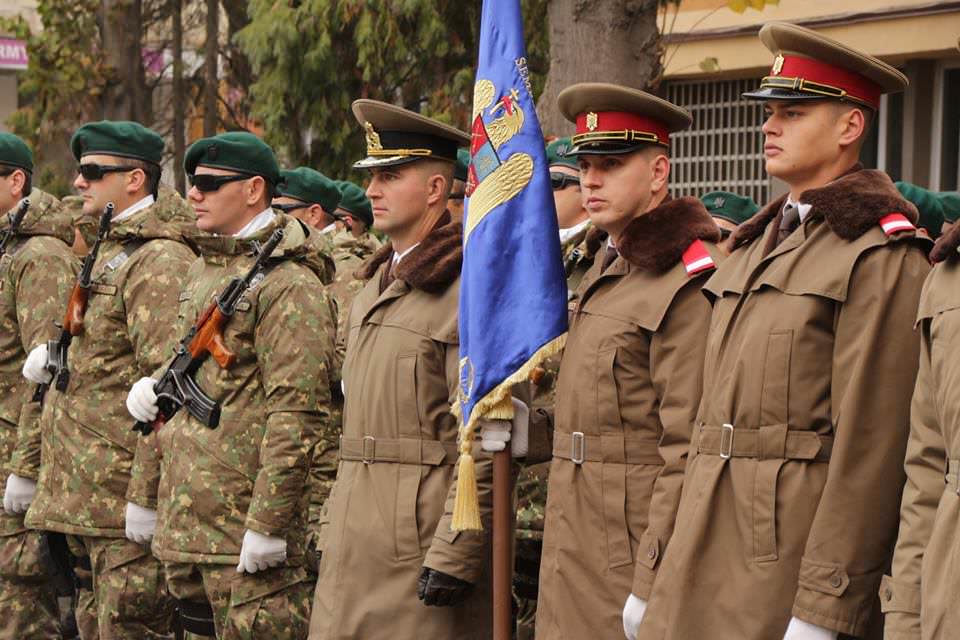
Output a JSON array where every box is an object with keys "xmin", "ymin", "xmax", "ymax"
[
  {"xmin": 309, "ymin": 220, "xmax": 495, "ymax": 640},
  {"xmin": 880, "ymin": 225, "xmax": 960, "ymax": 640},
  {"xmin": 529, "ymin": 197, "xmax": 723, "ymax": 640},
  {"xmin": 639, "ymin": 168, "xmax": 931, "ymax": 640}
]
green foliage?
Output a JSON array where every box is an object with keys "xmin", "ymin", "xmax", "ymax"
[
  {"xmin": 1, "ymin": 0, "xmax": 107, "ymax": 159},
  {"xmin": 237, "ymin": 0, "xmax": 548, "ymax": 179}
]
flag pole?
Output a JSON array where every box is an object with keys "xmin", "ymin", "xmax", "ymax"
[{"xmin": 492, "ymin": 448, "xmax": 514, "ymax": 640}]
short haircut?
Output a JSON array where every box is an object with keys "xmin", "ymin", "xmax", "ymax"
[{"xmin": 130, "ymin": 159, "xmax": 162, "ymax": 197}]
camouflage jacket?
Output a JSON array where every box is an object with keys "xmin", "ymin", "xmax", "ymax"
[
  {"xmin": 151, "ymin": 214, "xmax": 336, "ymax": 565},
  {"xmin": 516, "ymin": 222, "xmax": 597, "ymax": 540},
  {"xmin": 306, "ymin": 228, "xmax": 381, "ymax": 543},
  {"xmin": 26, "ymin": 193, "xmax": 199, "ymax": 538},
  {"xmin": 0, "ymin": 191, "xmax": 78, "ymax": 536}
]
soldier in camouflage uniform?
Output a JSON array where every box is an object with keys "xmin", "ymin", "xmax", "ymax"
[
  {"xmin": 515, "ymin": 137, "xmax": 597, "ymax": 640},
  {"xmin": 128, "ymin": 133, "xmax": 336, "ymax": 639},
  {"xmin": 22, "ymin": 121, "xmax": 197, "ymax": 639},
  {"xmin": 0, "ymin": 134, "xmax": 77, "ymax": 639},
  {"xmin": 272, "ymin": 168, "xmax": 344, "ymax": 574}
]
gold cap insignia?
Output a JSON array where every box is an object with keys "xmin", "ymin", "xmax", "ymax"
[
  {"xmin": 364, "ymin": 122, "xmax": 383, "ymax": 152},
  {"xmin": 586, "ymin": 112, "xmax": 599, "ymax": 131},
  {"xmin": 772, "ymin": 54, "xmax": 784, "ymax": 75}
]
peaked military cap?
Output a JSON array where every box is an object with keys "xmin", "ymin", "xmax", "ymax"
[
  {"xmin": 279, "ymin": 167, "xmax": 341, "ymax": 214},
  {"xmin": 557, "ymin": 83, "xmax": 692, "ymax": 155},
  {"xmin": 896, "ymin": 182, "xmax": 944, "ymax": 238},
  {"xmin": 454, "ymin": 149, "xmax": 470, "ymax": 182},
  {"xmin": 184, "ymin": 132, "xmax": 281, "ymax": 186},
  {"xmin": 701, "ymin": 190, "xmax": 759, "ymax": 226},
  {"xmin": 71, "ymin": 121, "xmax": 164, "ymax": 165},
  {"xmin": 0, "ymin": 133, "xmax": 33, "ymax": 173},
  {"xmin": 743, "ymin": 22, "xmax": 908, "ymax": 110},
  {"xmin": 351, "ymin": 99, "xmax": 470, "ymax": 169},
  {"xmin": 335, "ymin": 180, "xmax": 374, "ymax": 227},
  {"xmin": 546, "ymin": 137, "xmax": 578, "ymax": 170},
  {"xmin": 939, "ymin": 192, "xmax": 960, "ymax": 224}
]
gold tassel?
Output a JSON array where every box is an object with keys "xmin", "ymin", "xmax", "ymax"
[
  {"xmin": 450, "ymin": 333, "xmax": 568, "ymax": 532},
  {"xmin": 451, "ymin": 436, "xmax": 483, "ymax": 532}
]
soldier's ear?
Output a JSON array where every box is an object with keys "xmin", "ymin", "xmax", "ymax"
[
  {"xmin": 425, "ymin": 172, "xmax": 449, "ymax": 207},
  {"xmin": 650, "ymin": 153, "xmax": 670, "ymax": 194}
]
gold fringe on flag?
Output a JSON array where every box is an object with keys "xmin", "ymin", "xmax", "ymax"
[{"xmin": 451, "ymin": 332, "xmax": 567, "ymax": 532}]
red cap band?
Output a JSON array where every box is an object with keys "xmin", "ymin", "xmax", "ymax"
[
  {"xmin": 574, "ymin": 111, "xmax": 671, "ymax": 144},
  {"xmin": 775, "ymin": 55, "xmax": 881, "ymax": 109}
]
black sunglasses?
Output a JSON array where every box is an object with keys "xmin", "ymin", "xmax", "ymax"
[
  {"xmin": 448, "ymin": 192, "xmax": 466, "ymax": 201},
  {"xmin": 188, "ymin": 173, "xmax": 252, "ymax": 193},
  {"xmin": 273, "ymin": 202, "xmax": 309, "ymax": 214},
  {"xmin": 550, "ymin": 172, "xmax": 580, "ymax": 191},
  {"xmin": 78, "ymin": 163, "xmax": 141, "ymax": 181}
]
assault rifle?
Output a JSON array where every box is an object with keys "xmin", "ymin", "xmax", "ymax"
[
  {"xmin": 0, "ymin": 199, "xmax": 30, "ymax": 258},
  {"xmin": 132, "ymin": 227, "xmax": 285, "ymax": 436},
  {"xmin": 33, "ymin": 203, "xmax": 114, "ymax": 403}
]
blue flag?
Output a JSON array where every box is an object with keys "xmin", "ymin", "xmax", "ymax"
[{"xmin": 452, "ymin": 0, "xmax": 568, "ymax": 530}]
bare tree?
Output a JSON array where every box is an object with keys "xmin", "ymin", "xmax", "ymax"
[
  {"xmin": 171, "ymin": 0, "xmax": 185, "ymax": 193},
  {"xmin": 99, "ymin": 0, "xmax": 152, "ymax": 122},
  {"xmin": 536, "ymin": 0, "xmax": 664, "ymax": 136},
  {"xmin": 203, "ymin": 0, "xmax": 219, "ymax": 136}
]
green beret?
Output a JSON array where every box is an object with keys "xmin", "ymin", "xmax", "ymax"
[
  {"xmin": 279, "ymin": 167, "xmax": 341, "ymax": 214},
  {"xmin": 546, "ymin": 137, "xmax": 578, "ymax": 170},
  {"xmin": 184, "ymin": 132, "xmax": 280, "ymax": 185},
  {"xmin": 701, "ymin": 191, "xmax": 759, "ymax": 225},
  {"xmin": 897, "ymin": 181, "xmax": 944, "ymax": 238},
  {"xmin": 0, "ymin": 133, "xmax": 33, "ymax": 173},
  {"xmin": 454, "ymin": 149, "xmax": 470, "ymax": 183},
  {"xmin": 71, "ymin": 121, "xmax": 164, "ymax": 165},
  {"xmin": 938, "ymin": 192, "xmax": 960, "ymax": 224},
  {"xmin": 335, "ymin": 180, "xmax": 373, "ymax": 227}
]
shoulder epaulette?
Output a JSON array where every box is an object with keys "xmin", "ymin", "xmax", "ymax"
[
  {"xmin": 681, "ymin": 239, "xmax": 716, "ymax": 277},
  {"xmin": 879, "ymin": 213, "xmax": 915, "ymax": 236}
]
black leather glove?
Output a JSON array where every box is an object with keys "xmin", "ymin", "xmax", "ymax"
[{"xmin": 416, "ymin": 567, "xmax": 474, "ymax": 607}]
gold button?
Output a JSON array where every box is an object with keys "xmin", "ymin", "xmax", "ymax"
[{"xmin": 830, "ymin": 576, "xmax": 843, "ymax": 589}]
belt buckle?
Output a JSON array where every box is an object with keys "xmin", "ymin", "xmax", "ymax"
[
  {"xmin": 571, "ymin": 431, "xmax": 585, "ymax": 465},
  {"xmin": 362, "ymin": 436, "xmax": 376, "ymax": 465},
  {"xmin": 719, "ymin": 423, "xmax": 734, "ymax": 460}
]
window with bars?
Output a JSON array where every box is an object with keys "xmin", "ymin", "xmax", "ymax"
[{"xmin": 664, "ymin": 77, "xmax": 771, "ymax": 206}]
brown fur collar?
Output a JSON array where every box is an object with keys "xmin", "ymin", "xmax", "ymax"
[
  {"xmin": 355, "ymin": 220, "xmax": 463, "ymax": 293},
  {"xmin": 585, "ymin": 225, "xmax": 608, "ymax": 258},
  {"xmin": 617, "ymin": 196, "xmax": 721, "ymax": 272},
  {"xmin": 729, "ymin": 166, "xmax": 920, "ymax": 250},
  {"xmin": 931, "ymin": 222, "xmax": 960, "ymax": 263}
]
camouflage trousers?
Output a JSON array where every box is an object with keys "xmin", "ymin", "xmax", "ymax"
[
  {"xmin": 164, "ymin": 563, "xmax": 311, "ymax": 640},
  {"xmin": 0, "ymin": 528, "xmax": 61, "ymax": 639},
  {"xmin": 67, "ymin": 535, "xmax": 176, "ymax": 639}
]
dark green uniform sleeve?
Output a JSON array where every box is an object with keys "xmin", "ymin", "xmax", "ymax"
[
  {"xmin": 123, "ymin": 241, "xmax": 196, "ymax": 508},
  {"xmin": 245, "ymin": 274, "xmax": 337, "ymax": 536},
  {"xmin": 8, "ymin": 245, "xmax": 78, "ymax": 479}
]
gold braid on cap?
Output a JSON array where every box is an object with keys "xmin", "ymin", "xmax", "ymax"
[{"xmin": 364, "ymin": 122, "xmax": 433, "ymax": 158}]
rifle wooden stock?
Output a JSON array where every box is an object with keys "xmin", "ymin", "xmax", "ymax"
[
  {"xmin": 188, "ymin": 303, "xmax": 236, "ymax": 369},
  {"xmin": 62, "ymin": 284, "xmax": 89, "ymax": 336}
]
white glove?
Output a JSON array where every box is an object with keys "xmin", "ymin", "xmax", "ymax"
[
  {"xmin": 124, "ymin": 502, "xmax": 157, "ymax": 545},
  {"xmin": 3, "ymin": 473, "xmax": 36, "ymax": 514},
  {"xmin": 22, "ymin": 344, "xmax": 51, "ymax": 384},
  {"xmin": 236, "ymin": 529, "xmax": 287, "ymax": 574},
  {"xmin": 479, "ymin": 398, "xmax": 529, "ymax": 457},
  {"xmin": 622, "ymin": 593, "xmax": 648, "ymax": 640},
  {"xmin": 783, "ymin": 617, "xmax": 838, "ymax": 640},
  {"xmin": 126, "ymin": 377, "xmax": 159, "ymax": 423}
]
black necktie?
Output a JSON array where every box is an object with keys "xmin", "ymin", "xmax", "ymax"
[
  {"xmin": 601, "ymin": 246, "xmax": 619, "ymax": 272},
  {"xmin": 777, "ymin": 203, "xmax": 801, "ymax": 246}
]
